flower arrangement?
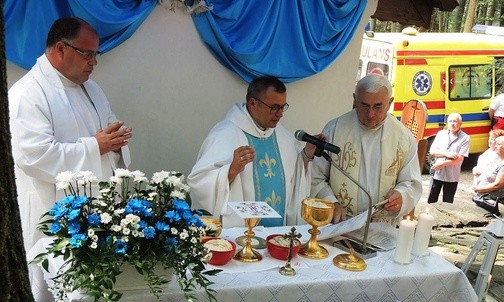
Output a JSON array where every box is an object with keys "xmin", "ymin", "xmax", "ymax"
[{"xmin": 32, "ymin": 169, "xmax": 219, "ymax": 302}]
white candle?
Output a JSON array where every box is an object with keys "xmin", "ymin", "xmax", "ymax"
[
  {"xmin": 412, "ymin": 209, "xmax": 435, "ymax": 256},
  {"xmin": 394, "ymin": 216, "xmax": 416, "ymax": 264}
]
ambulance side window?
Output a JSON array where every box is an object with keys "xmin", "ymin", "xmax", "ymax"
[
  {"xmin": 449, "ymin": 65, "xmax": 492, "ymax": 100},
  {"xmin": 366, "ymin": 62, "xmax": 389, "ymax": 78}
]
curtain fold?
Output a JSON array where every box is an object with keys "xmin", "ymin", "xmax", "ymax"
[
  {"xmin": 191, "ymin": 0, "xmax": 367, "ymax": 83},
  {"xmin": 4, "ymin": 0, "xmax": 367, "ymax": 83},
  {"xmin": 3, "ymin": 0, "xmax": 157, "ymax": 70}
]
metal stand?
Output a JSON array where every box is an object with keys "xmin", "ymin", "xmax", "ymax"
[
  {"xmin": 461, "ymin": 231, "xmax": 503, "ymax": 302},
  {"xmin": 318, "ymin": 151, "xmax": 377, "ymax": 259}
]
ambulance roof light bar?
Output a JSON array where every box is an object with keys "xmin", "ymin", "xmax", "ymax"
[{"xmin": 472, "ymin": 24, "xmax": 504, "ymax": 37}]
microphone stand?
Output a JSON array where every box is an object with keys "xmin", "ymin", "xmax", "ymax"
[{"xmin": 317, "ymin": 150, "xmax": 377, "ymax": 259}]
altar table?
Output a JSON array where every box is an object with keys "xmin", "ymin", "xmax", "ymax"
[{"xmin": 32, "ymin": 225, "xmax": 477, "ymax": 302}]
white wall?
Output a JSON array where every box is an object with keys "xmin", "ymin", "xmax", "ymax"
[{"xmin": 6, "ymin": 1, "xmax": 378, "ymax": 177}]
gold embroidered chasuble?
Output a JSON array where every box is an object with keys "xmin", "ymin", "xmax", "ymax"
[{"xmin": 328, "ymin": 111, "xmax": 410, "ymax": 220}]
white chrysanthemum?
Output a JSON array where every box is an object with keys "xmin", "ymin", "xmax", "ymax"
[
  {"xmin": 166, "ymin": 175, "xmax": 182, "ymax": 186},
  {"xmin": 122, "ymin": 228, "xmax": 131, "ymax": 235},
  {"xmin": 100, "ymin": 213, "xmax": 112, "ymax": 224},
  {"xmin": 109, "ymin": 176, "xmax": 121, "ymax": 184},
  {"xmin": 55, "ymin": 171, "xmax": 74, "ymax": 190},
  {"xmin": 171, "ymin": 228, "xmax": 178, "ymax": 235},
  {"xmin": 170, "ymin": 190, "xmax": 186, "ymax": 200},
  {"xmin": 179, "ymin": 230, "xmax": 189, "ymax": 240},
  {"xmin": 111, "ymin": 225, "xmax": 122, "ymax": 232},
  {"xmin": 181, "ymin": 183, "xmax": 190, "ymax": 192},
  {"xmin": 131, "ymin": 170, "xmax": 147, "ymax": 183},
  {"xmin": 114, "ymin": 208, "xmax": 125, "ymax": 215},
  {"xmin": 77, "ymin": 171, "xmax": 98, "ymax": 184},
  {"xmin": 90, "ymin": 242, "xmax": 98, "ymax": 249},
  {"xmin": 125, "ymin": 214, "xmax": 140, "ymax": 224},
  {"xmin": 114, "ymin": 168, "xmax": 132, "ymax": 178},
  {"xmin": 92, "ymin": 235, "xmax": 98, "ymax": 242},
  {"xmin": 132, "ymin": 230, "xmax": 142, "ymax": 237},
  {"xmin": 152, "ymin": 171, "xmax": 170, "ymax": 184},
  {"xmin": 191, "ymin": 237, "xmax": 198, "ymax": 244},
  {"xmin": 87, "ymin": 229, "xmax": 95, "ymax": 237}
]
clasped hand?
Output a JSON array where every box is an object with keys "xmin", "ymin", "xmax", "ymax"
[{"xmin": 96, "ymin": 121, "xmax": 132, "ymax": 155}]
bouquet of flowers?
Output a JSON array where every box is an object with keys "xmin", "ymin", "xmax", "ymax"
[{"xmin": 32, "ymin": 169, "xmax": 219, "ymax": 302}]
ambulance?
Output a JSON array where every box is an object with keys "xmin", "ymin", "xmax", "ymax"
[{"xmin": 357, "ymin": 26, "xmax": 504, "ymax": 169}]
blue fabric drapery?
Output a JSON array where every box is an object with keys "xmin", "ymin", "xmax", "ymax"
[
  {"xmin": 191, "ymin": 0, "xmax": 367, "ymax": 83},
  {"xmin": 3, "ymin": 0, "xmax": 157, "ymax": 70},
  {"xmin": 4, "ymin": 0, "xmax": 367, "ymax": 83}
]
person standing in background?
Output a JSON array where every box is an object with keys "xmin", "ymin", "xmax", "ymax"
[
  {"xmin": 9, "ymin": 17, "xmax": 132, "ymax": 300},
  {"xmin": 427, "ymin": 113, "xmax": 470, "ymax": 204}
]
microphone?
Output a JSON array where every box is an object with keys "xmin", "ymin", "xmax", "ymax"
[{"xmin": 295, "ymin": 130, "xmax": 340, "ymax": 154}]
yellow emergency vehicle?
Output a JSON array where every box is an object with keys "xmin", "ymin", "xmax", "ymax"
[{"xmin": 357, "ymin": 26, "xmax": 504, "ymax": 162}]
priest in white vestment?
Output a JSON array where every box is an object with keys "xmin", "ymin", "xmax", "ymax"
[
  {"xmin": 9, "ymin": 18, "xmax": 131, "ymax": 300},
  {"xmin": 311, "ymin": 75, "xmax": 422, "ymax": 224},
  {"xmin": 188, "ymin": 76, "xmax": 320, "ymax": 228}
]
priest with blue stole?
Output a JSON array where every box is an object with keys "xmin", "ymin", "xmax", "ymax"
[{"xmin": 188, "ymin": 76, "xmax": 320, "ymax": 227}]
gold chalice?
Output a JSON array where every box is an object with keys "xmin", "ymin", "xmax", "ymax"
[
  {"xmin": 299, "ymin": 198, "xmax": 334, "ymax": 259},
  {"xmin": 234, "ymin": 218, "xmax": 262, "ymax": 262}
]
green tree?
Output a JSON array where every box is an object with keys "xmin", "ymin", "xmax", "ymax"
[{"xmin": 0, "ymin": 0, "xmax": 35, "ymax": 300}]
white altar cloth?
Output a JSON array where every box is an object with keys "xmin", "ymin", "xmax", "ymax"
[{"xmin": 30, "ymin": 226, "xmax": 477, "ymax": 302}]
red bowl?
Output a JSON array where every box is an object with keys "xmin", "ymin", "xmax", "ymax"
[
  {"xmin": 202, "ymin": 238, "xmax": 236, "ymax": 266},
  {"xmin": 266, "ymin": 234, "xmax": 301, "ymax": 260}
]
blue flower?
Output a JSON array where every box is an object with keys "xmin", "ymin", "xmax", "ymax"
[
  {"xmin": 71, "ymin": 196, "xmax": 88, "ymax": 208},
  {"xmin": 125, "ymin": 198, "xmax": 153, "ymax": 217},
  {"xmin": 69, "ymin": 233, "xmax": 87, "ymax": 248},
  {"xmin": 143, "ymin": 227, "xmax": 156, "ymax": 239},
  {"xmin": 50, "ymin": 196, "xmax": 74, "ymax": 220},
  {"xmin": 115, "ymin": 239, "xmax": 128, "ymax": 254},
  {"xmin": 50, "ymin": 221, "xmax": 62, "ymax": 234},
  {"xmin": 165, "ymin": 237, "xmax": 178, "ymax": 252},
  {"xmin": 138, "ymin": 220, "xmax": 147, "ymax": 230},
  {"xmin": 155, "ymin": 221, "xmax": 170, "ymax": 231},
  {"xmin": 164, "ymin": 210, "xmax": 181, "ymax": 222},
  {"xmin": 68, "ymin": 208, "xmax": 81, "ymax": 221},
  {"xmin": 87, "ymin": 213, "xmax": 100, "ymax": 226},
  {"xmin": 173, "ymin": 199, "xmax": 190, "ymax": 211},
  {"xmin": 68, "ymin": 221, "xmax": 81, "ymax": 234},
  {"xmin": 181, "ymin": 210, "xmax": 193, "ymax": 221},
  {"xmin": 188, "ymin": 216, "xmax": 203, "ymax": 226}
]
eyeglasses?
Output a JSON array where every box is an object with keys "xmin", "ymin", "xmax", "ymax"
[
  {"xmin": 62, "ymin": 41, "xmax": 100, "ymax": 60},
  {"xmin": 355, "ymin": 102, "xmax": 386, "ymax": 112},
  {"xmin": 253, "ymin": 97, "xmax": 289, "ymax": 113}
]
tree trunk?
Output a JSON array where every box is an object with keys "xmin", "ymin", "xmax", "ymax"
[
  {"xmin": 449, "ymin": 0, "xmax": 466, "ymax": 32},
  {"xmin": 493, "ymin": 1, "xmax": 502, "ymax": 26},
  {"xmin": 485, "ymin": 0, "xmax": 496, "ymax": 26},
  {"xmin": 463, "ymin": 0, "xmax": 479, "ymax": 32},
  {"xmin": 0, "ymin": 0, "xmax": 35, "ymax": 300}
]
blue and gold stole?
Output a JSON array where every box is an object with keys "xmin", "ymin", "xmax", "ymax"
[{"xmin": 244, "ymin": 131, "xmax": 286, "ymax": 227}]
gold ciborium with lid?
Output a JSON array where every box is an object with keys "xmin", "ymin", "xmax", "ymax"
[{"xmin": 299, "ymin": 198, "xmax": 334, "ymax": 259}]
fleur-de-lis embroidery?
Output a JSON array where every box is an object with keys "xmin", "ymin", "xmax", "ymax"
[
  {"xmin": 265, "ymin": 190, "xmax": 281, "ymax": 209},
  {"xmin": 259, "ymin": 153, "xmax": 276, "ymax": 178}
]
